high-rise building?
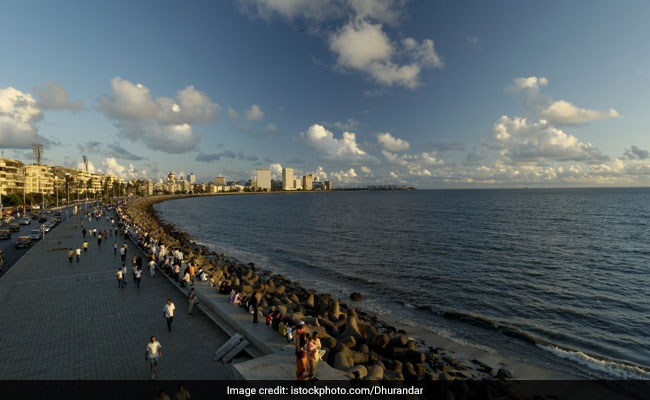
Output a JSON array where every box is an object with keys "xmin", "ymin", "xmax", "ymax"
[
  {"xmin": 188, "ymin": 173, "xmax": 196, "ymax": 184},
  {"xmin": 293, "ymin": 179, "xmax": 302, "ymax": 190},
  {"xmin": 255, "ymin": 168, "xmax": 271, "ymax": 191},
  {"xmin": 213, "ymin": 176, "xmax": 225, "ymax": 186},
  {"xmin": 324, "ymin": 180, "xmax": 332, "ymax": 190},
  {"xmin": 282, "ymin": 168, "xmax": 294, "ymax": 190},
  {"xmin": 0, "ymin": 158, "xmax": 25, "ymax": 195},
  {"xmin": 24, "ymin": 164, "xmax": 54, "ymax": 195},
  {"xmin": 302, "ymin": 174, "xmax": 314, "ymax": 191}
]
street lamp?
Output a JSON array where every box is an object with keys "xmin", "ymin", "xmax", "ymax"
[{"xmin": 55, "ymin": 175, "xmax": 58, "ymax": 208}]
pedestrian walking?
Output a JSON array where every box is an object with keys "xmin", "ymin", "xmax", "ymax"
[
  {"xmin": 135, "ymin": 267, "xmax": 142, "ymax": 289},
  {"xmin": 188, "ymin": 288, "xmax": 198, "ymax": 314},
  {"xmin": 145, "ymin": 336, "xmax": 162, "ymax": 380},
  {"xmin": 149, "ymin": 259, "xmax": 156, "ymax": 278},
  {"xmin": 83, "ymin": 241, "xmax": 88, "ymax": 253},
  {"xmin": 113, "ymin": 241, "xmax": 118, "ymax": 255},
  {"xmin": 76, "ymin": 247, "xmax": 81, "ymax": 263},
  {"xmin": 98, "ymin": 232, "xmax": 102, "ymax": 247},
  {"xmin": 117, "ymin": 267, "xmax": 124, "ymax": 288},
  {"xmin": 120, "ymin": 245, "xmax": 126, "ymax": 263},
  {"xmin": 82, "ymin": 227, "xmax": 86, "ymax": 238},
  {"xmin": 163, "ymin": 299, "xmax": 175, "ymax": 332},
  {"xmin": 67, "ymin": 249, "xmax": 74, "ymax": 264}
]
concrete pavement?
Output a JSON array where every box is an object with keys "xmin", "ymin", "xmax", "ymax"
[{"xmin": 0, "ymin": 210, "xmax": 234, "ymax": 380}]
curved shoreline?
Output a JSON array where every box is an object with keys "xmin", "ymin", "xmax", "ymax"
[{"xmin": 123, "ymin": 193, "xmax": 574, "ymax": 381}]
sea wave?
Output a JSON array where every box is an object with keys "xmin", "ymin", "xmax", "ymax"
[{"xmin": 538, "ymin": 344, "xmax": 650, "ymax": 380}]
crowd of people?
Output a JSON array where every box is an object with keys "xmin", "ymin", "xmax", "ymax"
[{"xmin": 110, "ymin": 198, "xmax": 326, "ymax": 381}]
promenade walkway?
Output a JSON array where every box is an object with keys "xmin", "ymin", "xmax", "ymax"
[{"xmin": 0, "ymin": 212, "xmax": 234, "ymax": 380}]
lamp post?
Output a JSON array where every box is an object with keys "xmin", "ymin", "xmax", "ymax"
[{"xmin": 55, "ymin": 175, "xmax": 58, "ymax": 208}]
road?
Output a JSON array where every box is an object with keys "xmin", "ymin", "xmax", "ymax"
[{"xmin": 0, "ymin": 204, "xmax": 94, "ymax": 277}]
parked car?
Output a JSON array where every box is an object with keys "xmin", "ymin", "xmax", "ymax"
[
  {"xmin": 0, "ymin": 229, "xmax": 11, "ymax": 240},
  {"xmin": 31, "ymin": 214, "xmax": 39, "ymax": 220},
  {"xmin": 19, "ymin": 218, "xmax": 31, "ymax": 225},
  {"xmin": 15, "ymin": 236, "xmax": 31, "ymax": 248},
  {"xmin": 29, "ymin": 229, "xmax": 43, "ymax": 240},
  {"xmin": 51, "ymin": 217, "xmax": 61, "ymax": 224},
  {"xmin": 44, "ymin": 209, "xmax": 52, "ymax": 214},
  {"xmin": 54, "ymin": 211, "xmax": 62, "ymax": 216},
  {"xmin": 38, "ymin": 216, "xmax": 47, "ymax": 224},
  {"xmin": 8, "ymin": 223, "xmax": 20, "ymax": 231}
]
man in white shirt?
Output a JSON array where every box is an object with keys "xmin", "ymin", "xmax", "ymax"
[
  {"xmin": 163, "ymin": 299, "xmax": 175, "ymax": 332},
  {"xmin": 145, "ymin": 336, "xmax": 162, "ymax": 379},
  {"xmin": 149, "ymin": 259, "xmax": 156, "ymax": 278}
]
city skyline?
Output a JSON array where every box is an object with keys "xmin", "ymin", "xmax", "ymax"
[{"xmin": 2, "ymin": 1, "xmax": 650, "ymax": 188}]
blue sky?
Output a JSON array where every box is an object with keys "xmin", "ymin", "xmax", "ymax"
[{"xmin": 1, "ymin": 0, "xmax": 650, "ymax": 187}]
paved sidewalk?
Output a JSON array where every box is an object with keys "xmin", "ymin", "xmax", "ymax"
[{"xmin": 0, "ymin": 211, "xmax": 233, "ymax": 380}]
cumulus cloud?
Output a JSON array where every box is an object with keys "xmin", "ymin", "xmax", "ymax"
[
  {"xmin": 33, "ymin": 81, "xmax": 84, "ymax": 111},
  {"xmin": 622, "ymin": 145, "xmax": 649, "ymax": 160},
  {"xmin": 312, "ymin": 166, "xmax": 329, "ymax": 181},
  {"xmin": 237, "ymin": 1, "xmax": 440, "ymax": 89},
  {"xmin": 237, "ymin": 0, "xmax": 405, "ymax": 25},
  {"xmin": 302, "ymin": 123, "xmax": 374, "ymax": 162},
  {"xmin": 228, "ymin": 107, "xmax": 240, "ymax": 119},
  {"xmin": 360, "ymin": 166, "xmax": 372, "ymax": 174},
  {"xmin": 99, "ymin": 77, "xmax": 219, "ymax": 153},
  {"xmin": 389, "ymin": 171, "xmax": 399, "ymax": 179},
  {"xmin": 245, "ymin": 104, "xmax": 264, "ymax": 120},
  {"xmin": 76, "ymin": 159, "xmax": 99, "ymax": 174},
  {"xmin": 270, "ymin": 162, "xmax": 283, "ymax": 179},
  {"xmin": 377, "ymin": 132, "xmax": 409, "ymax": 151},
  {"xmin": 509, "ymin": 76, "xmax": 548, "ymax": 91},
  {"xmin": 331, "ymin": 168, "xmax": 358, "ymax": 183},
  {"xmin": 102, "ymin": 157, "xmax": 149, "ymax": 180},
  {"xmin": 493, "ymin": 115, "xmax": 609, "ymax": 164},
  {"xmin": 382, "ymin": 149, "xmax": 442, "ymax": 177},
  {"xmin": 0, "ymin": 87, "xmax": 45, "ymax": 149},
  {"xmin": 329, "ymin": 19, "xmax": 441, "ymax": 88},
  {"xmin": 541, "ymin": 100, "xmax": 619, "ymax": 125},
  {"xmin": 508, "ymin": 76, "xmax": 619, "ymax": 125}
]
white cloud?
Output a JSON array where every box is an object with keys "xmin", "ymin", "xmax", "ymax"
[
  {"xmin": 33, "ymin": 81, "xmax": 84, "ymax": 111},
  {"xmin": 507, "ymin": 76, "xmax": 619, "ymax": 126},
  {"xmin": 493, "ymin": 115, "xmax": 609, "ymax": 164},
  {"xmin": 270, "ymin": 162, "xmax": 283, "ymax": 179},
  {"xmin": 228, "ymin": 107, "xmax": 240, "ymax": 119},
  {"xmin": 245, "ymin": 104, "xmax": 264, "ymax": 120},
  {"xmin": 541, "ymin": 100, "xmax": 619, "ymax": 125},
  {"xmin": 377, "ymin": 132, "xmax": 409, "ymax": 151},
  {"xmin": 76, "ymin": 159, "xmax": 99, "ymax": 174},
  {"xmin": 329, "ymin": 19, "xmax": 441, "ymax": 88},
  {"xmin": 99, "ymin": 77, "xmax": 219, "ymax": 153},
  {"xmin": 360, "ymin": 166, "xmax": 372, "ymax": 174},
  {"xmin": 509, "ymin": 76, "xmax": 548, "ymax": 91},
  {"xmin": 331, "ymin": 168, "xmax": 358, "ymax": 183},
  {"xmin": 389, "ymin": 171, "xmax": 399, "ymax": 179},
  {"xmin": 237, "ymin": 0, "xmax": 404, "ymax": 24},
  {"xmin": 237, "ymin": 1, "xmax": 439, "ymax": 89},
  {"xmin": 302, "ymin": 123, "xmax": 374, "ymax": 162},
  {"xmin": 312, "ymin": 166, "xmax": 328, "ymax": 180},
  {"xmin": 0, "ymin": 87, "xmax": 48, "ymax": 149},
  {"xmin": 102, "ymin": 157, "xmax": 149, "ymax": 180}
]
